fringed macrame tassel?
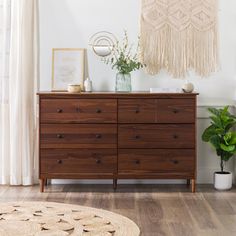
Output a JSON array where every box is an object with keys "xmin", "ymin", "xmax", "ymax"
[{"xmin": 140, "ymin": 0, "xmax": 219, "ymax": 78}]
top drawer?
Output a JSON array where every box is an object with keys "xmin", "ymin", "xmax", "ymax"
[
  {"xmin": 40, "ymin": 99, "xmax": 117, "ymax": 123},
  {"xmin": 118, "ymin": 99, "xmax": 156, "ymax": 123},
  {"xmin": 156, "ymin": 99, "xmax": 195, "ymax": 123}
]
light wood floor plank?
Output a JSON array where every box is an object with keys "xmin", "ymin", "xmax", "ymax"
[{"xmin": 0, "ymin": 184, "xmax": 236, "ymax": 236}]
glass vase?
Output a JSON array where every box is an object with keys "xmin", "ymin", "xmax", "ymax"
[{"xmin": 115, "ymin": 72, "xmax": 132, "ymax": 92}]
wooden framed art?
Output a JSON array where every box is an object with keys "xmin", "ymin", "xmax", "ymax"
[{"xmin": 52, "ymin": 48, "xmax": 85, "ymax": 91}]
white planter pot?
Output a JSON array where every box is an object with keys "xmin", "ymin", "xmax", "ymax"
[{"xmin": 214, "ymin": 172, "xmax": 232, "ymax": 190}]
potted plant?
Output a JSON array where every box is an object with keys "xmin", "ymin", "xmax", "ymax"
[
  {"xmin": 202, "ymin": 106, "xmax": 236, "ymax": 190},
  {"xmin": 102, "ymin": 31, "xmax": 144, "ymax": 92}
]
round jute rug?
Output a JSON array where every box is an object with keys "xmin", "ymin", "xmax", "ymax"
[{"xmin": 0, "ymin": 201, "xmax": 140, "ymax": 236}]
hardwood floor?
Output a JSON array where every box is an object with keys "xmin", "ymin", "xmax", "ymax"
[{"xmin": 0, "ymin": 184, "xmax": 236, "ymax": 236}]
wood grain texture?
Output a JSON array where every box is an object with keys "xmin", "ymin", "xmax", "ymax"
[
  {"xmin": 40, "ymin": 124, "xmax": 117, "ymax": 149},
  {"xmin": 41, "ymin": 149, "xmax": 117, "ymax": 174},
  {"xmin": 118, "ymin": 99, "xmax": 156, "ymax": 123},
  {"xmin": 118, "ymin": 149, "xmax": 195, "ymax": 175},
  {"xmin": 41, "ymin": 99, "xmax": 117, "ymax": 124},
  {"xmin": 38, "ymin": 92, "xmax": 198, "ymax": 193},
  {"xmin": 156, "ymin": 98, "xmax": 195, "ymax": 123},
  {"xmin": 0, "ymin": 185, "xmax": 235, "ymax": 236},
  {"xmin": 118, "ymin": 124, "xmax": 195, "ymax": 149}
]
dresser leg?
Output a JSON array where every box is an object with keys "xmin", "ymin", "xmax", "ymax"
[
  {"xmin": 40, "ymin": 178, "xmax": 45, "ymax": 193},
  {"xmin": 191, "ymin": 179, "xmax": 196, "ymax": 193},
  {"xmin": 45, "ymin": 178, "xmax": 48, "ymax": 186},
  {"xmin": 187, "ymin": 179, "xmax": 190, "ymax": 186},
  {"xmin": 113, "ymin": 179, "xmax": 117, "ymax": 190}
]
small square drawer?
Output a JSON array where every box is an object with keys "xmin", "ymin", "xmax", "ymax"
[
  {"xmin": 41, "ymin": 149, "xmax": 117, "ymax": 174},
  {"xmin": 118, "ymin": 99, "xmax": 156, "ymax": 123},
  {"xmin": 156, "ymin": 99, "xmax": 195, "ymax": 123},
  {"xmin": 40, "ymin": 99, "xmax": 117, "ymax": 123}
]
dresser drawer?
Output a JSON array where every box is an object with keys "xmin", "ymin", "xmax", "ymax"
[
  {"xmin": 40, "ymin": 99, "xmax": 117, "ymax": 123},
  {"xmin": 118, "ymin": 124, "xmax": 195, "ymax": 148},
  {"xmin": 118, "ymin": 99, "xmax": 156, "ymax": 123},
  {"xmin": 41, "ymin": 124, "xmax": 117, "ymax": 148},
  {"xmin": 157, "ymin": 99, "xmax": 195, "ymax": 123},
  {"xmin": 41, "ymin": 149, "xmax": 117, "ymax": 174},
  {"xmin": 118, "ymin": 149, "xmax": 195, "ymax": 174}
]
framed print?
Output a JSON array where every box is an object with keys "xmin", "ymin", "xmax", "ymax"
[{"xmin": 52, "ymin": 48, "xmax": 85, "ymax": 91}]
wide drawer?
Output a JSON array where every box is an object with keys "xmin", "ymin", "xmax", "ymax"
[
  {"xmin": 41, "ymin": 124, "xmax": 117, "ymax": 148},
  {"xmin": 40, "ymin": 99, "xmax": 117, "ymax": 123},
  {"xmin": 41, "ymin": 149, "xmax": 117, "ymax": 174},
  {"xmin": 118, "ymin": 99, "xmax": 156, "ymax": 123},
  {"xmin": 118, "ymin": 124, "xmax": 195, "ymax": 148},
  {"xmin": 156, "ymin": 99, "xmax": 195, "ymax": 123},
  {"xmin": 118, "ymin": 149, "xmax": 195, "ymax": 174}
]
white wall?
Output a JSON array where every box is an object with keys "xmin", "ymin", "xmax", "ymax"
[{"xmin": 39, "ymin": 0, "xmax": 236, "ymax": 184}]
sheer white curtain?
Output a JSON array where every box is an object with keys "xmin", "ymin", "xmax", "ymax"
[{"xmin": 0, "ymin": 0, "xmax": 39, "ymax": 185}]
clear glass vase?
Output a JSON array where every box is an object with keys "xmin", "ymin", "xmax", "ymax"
[{"xmin": 115, "ymin": 72, "xmax": 132, "ymax": 92}]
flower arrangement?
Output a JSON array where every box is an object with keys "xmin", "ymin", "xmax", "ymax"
[{"xmin": 102, "ymin": 31, "xmax": 144, "ymax": 74}]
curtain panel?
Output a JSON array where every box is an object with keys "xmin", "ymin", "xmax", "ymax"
[{"xmin": 0, "ymin": 0, "xmax": 39, "ymax": 185}]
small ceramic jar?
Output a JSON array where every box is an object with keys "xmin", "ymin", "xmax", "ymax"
[
  {"xmin": 67, "ymin": 84, "xmax": 81, "ymax": 93},
  {"xmin": 182, "ymin": 81, "xmax": 194, "ymax": 93}
]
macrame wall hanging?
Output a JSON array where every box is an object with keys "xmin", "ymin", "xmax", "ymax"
[{"xmin": 140, "ymin": 0, "xmax": 219, "ymax": 78}]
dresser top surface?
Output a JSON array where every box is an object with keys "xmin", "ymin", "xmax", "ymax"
[{"xmin": 37, "ymin": 91, "xmax": 199, "ymax": 98}]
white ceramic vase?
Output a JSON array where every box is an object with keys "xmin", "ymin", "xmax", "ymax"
[{"xmin": 214, "ymin": 172, "xmax": 232, "ymax": 190}]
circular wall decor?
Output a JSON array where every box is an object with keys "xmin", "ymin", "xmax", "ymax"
[
  {"xmin": 89, "ymin": 31, "xmax": 117, "ymax": 57},
  {"xmin": 0, "ymin": 202, "xmax": 140, "ymax": 236}
]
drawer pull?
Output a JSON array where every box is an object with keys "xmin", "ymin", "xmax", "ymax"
[
  {"xmin": 95, "ymin": 134, "xmax": 102, "ymax": 139},
  {"xmin": 135, "ymin": 160, "xmax": 140, "ymax": 165},
  {"xmin": 57, "ymin": 108, "xmax": 63, "ymax": 113},
  {"xmin": 173, "ymin": 135, "xmax": 178, "ymax": 139},
  {"xmin": 96, "ymin": 109, "xmax": 102, "ymax": 113},
  {"xmin": 135, "ymin": 109, "xmax": 140, "ymax": 114},
  {"xmin": 173, "ymin": 109, "xmax": 179, "ymax": 114},
  {"xmin": 135, "ymin": 135, "xmax": 140, "ymax": 140},
  {"xmin": 57, "ymin": 134, "xmax": 64, "ymax": 139},
  {"xmin": 96, "ymin": 159, "xmax": 101, "ymax": 164},
  {"xmin": 57, "ymin": 160, "xmax": 63, "ymax": 164},
  {"xmin": 172, "ymin": 160, "xmax": 179, "ymax": 164}
]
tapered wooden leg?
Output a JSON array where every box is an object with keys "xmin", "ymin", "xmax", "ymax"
[
  {"xmin": 40, "ymin": 178, "xmax": 45, "ymax": 193},
  {"xmin": 191, "ymin": 179, "xmax": 196, "ymax": 193},
  {"xmin": 187, "ymin": 179, "xmax": 191, "ymax": 186},
  {"xmin": 113, "ymin": 179, "xmax": 117, "ymax": 190}
]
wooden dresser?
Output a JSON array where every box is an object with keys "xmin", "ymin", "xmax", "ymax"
[{"xmin": 38, "ymin": 92, "xmax": 198, "ymax": 192}]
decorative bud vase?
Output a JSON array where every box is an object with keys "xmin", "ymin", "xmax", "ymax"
[{"xmin": 115, "ymin": 72, "xmax": 132, "ymax": 92}]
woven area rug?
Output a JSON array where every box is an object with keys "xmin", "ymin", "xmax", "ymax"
[{"xmin": 0, "ymin": 202, "xmax": 140, "ymax": 236}]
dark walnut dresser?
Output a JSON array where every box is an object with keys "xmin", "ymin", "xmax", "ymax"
[{"xmin": 38, "ymin": 92, "xmax": 198, "ymax": 192}]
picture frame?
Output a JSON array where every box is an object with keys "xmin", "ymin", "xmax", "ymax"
[{"xmin": 52, "ymin": 48, "xmax": 85, "ymax": 91}]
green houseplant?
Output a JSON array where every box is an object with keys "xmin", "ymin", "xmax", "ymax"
[
  {"xmin": 102, "ymin": 31, "xmax": 144, "ymax": 92},
  {"xmin": 202, "ymin": 106, "xmax": 236, "ymax": 190}
]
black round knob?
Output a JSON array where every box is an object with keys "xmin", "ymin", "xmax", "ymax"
[
  {"xmin": 173, "ymin": 109, "xmax": 179, "ymax": 114},
  {"xmin": 96, "ymin": 134, "xmax": 102, "ymax": 139},
  {"xmin": 57, "ymin": 134, "xmax": 63, "ymax": 139},
  {"xmin": 57, "ymin": 108, "xmax": 63, "ymax": 113},
  {"xmin": 173, "ymin": 135, "xmax": 178, "ymax": 139},
  {"xmin": 57, "ymin": 160, "xmax": 62, "ymax": 164},
  {"xmin": 135, "ymin": 109, "xmax": 140, "ymax": 114},
  {"xmin": 172, "ymin": 160, "xmax": 179, "ymax": 164},
  {"xmin": 135, "ymin": 160, "xmax": 140, "ymax": 164},
  {"xmin": 135, "ymin": 135, "xmax": 140, "ymax": 139},
  {"xmin": 96, "ymin": 159, "xmax": 101, "ymax": 164},
  {"xmin": 96, "ymin": 109, "xmax": 102, "ymax": 113}
]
